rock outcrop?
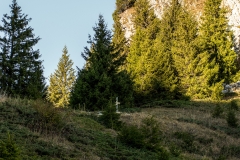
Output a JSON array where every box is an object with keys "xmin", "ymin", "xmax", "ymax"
[{"xmin": 120, "ymin": 0, "xmax": 240, "ymax": 46}]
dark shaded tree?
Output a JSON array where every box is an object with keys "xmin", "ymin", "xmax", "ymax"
[
  {"xmin": 112, "ymin": 6, "xmax": 129, "ymax": 70},
  {"xmin": 0, "ymin": 0, "xmax": 46, "ymax": 98},
  {"xmin": 70, "ymin": 15, "xmax": 133, "ymax": 111}
]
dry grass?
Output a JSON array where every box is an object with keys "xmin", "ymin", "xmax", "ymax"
[
  {"xmin": 120, "ymin": 100, "xmax": 240, "ymax": 159},
  {"xmin": 0, "ymin": 91, "xmax": 8, "ymax": 103},
  {"xmin": 1, "ymin": 95, "xmax": 239, "ymax": 159}
]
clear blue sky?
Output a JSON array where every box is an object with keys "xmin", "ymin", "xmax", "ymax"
[{"xmin": 0, "ymin": 1, "xmax": 116, "ymax": 83}]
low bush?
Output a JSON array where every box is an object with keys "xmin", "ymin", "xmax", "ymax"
[
  {"xmin": 118, "ymin": 124, "xmax": 144, "ymax": 148},
  {"xmin": 212, "ymin": 103, "xmax": 224, "ymax": 118},
  {"xmin": 118, "ymin": 116, "xmax": 169, "ymax": 159},
  {"xmin": 0, "ymin": 132, "xmax": 20, "ymax": 160},
  {"xmin": 141, "ymin": 116, "xmax": 163, "ymax": 150},
  {"xmin": 230, "ymin": 100, "xmax": 239, "ymax": 111},
  {"xmin": 169, "ymin": 143, "xmax": 181, "ymax": 157},
  {"xmin": 98, "ymin": 104, "xmax": 122, "ymax": 130},
  {"xmin": 174, "ymin": 131, "xmax": 196, "ymax": 152},
  {"xmin": 227, "ymin": 110, "xmax": 238, "ymax": 128},
  {"xmin": 28, "ymin": 99, "xmax": 69, "ymax": 133}
]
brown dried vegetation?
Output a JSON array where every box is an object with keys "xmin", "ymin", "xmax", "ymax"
[{"xmin": 121, "ymin": 100, "xmax": 240, "ymax": 159}]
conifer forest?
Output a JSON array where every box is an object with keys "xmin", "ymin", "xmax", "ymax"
[{"xmin": 1, "ymin": 0, "xmax": 240, "ymax": 159}]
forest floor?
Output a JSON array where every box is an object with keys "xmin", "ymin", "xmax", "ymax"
[{"xmin": 0, "ymin": 94, "xmax": 240, "ymax": 159}]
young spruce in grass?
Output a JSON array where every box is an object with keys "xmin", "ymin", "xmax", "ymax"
[
  {"xmin": 230, "ymin": 100, "xmax": 239, "ymax": 111},
  {"xmin": 227, "ymin": 110, "xmax": 238, "ymax": 128},
  {"xmin": 0, "ymin": 132, "xmax": 20, "ymax": 160},
  {"xmin": 118, "ymin": 116, "xmax": 169, "ymax": 159},
  {"xmin": 99, "ymin": 101, "xmax": 122, "ymax": 130},
  {"xmin": 226, "ymin": 100, "xmax": 239, "ymax": 127},
  {"xmin": 212, "ymin": 103, "xmax": 224, "ymax": 118}
]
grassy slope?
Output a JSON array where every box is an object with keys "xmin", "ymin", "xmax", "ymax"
[
  {"xmin": 122, "ymin": 100, "xmax": 240, "ymax": 159},
  {"xmin": 0, "ymin": 96, "xmax": 240, "ymax": 160}
]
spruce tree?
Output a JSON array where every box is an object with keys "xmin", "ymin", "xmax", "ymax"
[
  {"xmin": 133, "ymin": 0, "xmax": 160, "ymax": 39},
  {"xmin": 70, "ymin": 15, "xmax": 133, "ymax": 111},
  {"xmin": 47, "ymin": 46, "xmax": 75, "ymax": 108},
  {"xmin": 169, "ymin": 1, "xmax": 198, "ymax": 97},
  {"xmin": 126, "ymin": 0, "xmax": 160, "ymax": 100},
  {"xmin": 194, "ymin": 0, "xmax": 237, "ymax": 99},
  {"xmin": 127, "ymin": 28, "xmax": 156, "ymax": 98},
  {"xmin": 112, "ymin": 8, "xmax": 129, "ymax": 69},
  {"xmin": 153, "ymin": 0, "xmax": 182, "ymax": 98},
  {"xmin": 0, "ymin": 0, "xmax": 46, "ymax": 99},
  {"xmin": 112, "ymin": 11, "xmax": 134, "ymax": 107}
]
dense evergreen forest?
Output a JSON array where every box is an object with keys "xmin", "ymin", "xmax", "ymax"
[
  {"xmin": 1, "ymin": 0, "xmax": 240, "ymax": 159},
  {"xmin": 0, "ymin": 0, "xmax": 240, "ymax": 109}
]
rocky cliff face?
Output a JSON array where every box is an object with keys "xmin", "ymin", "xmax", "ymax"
[{"xmin": 120, "ymin": 0, "xmax": 240, "ymax": 46}]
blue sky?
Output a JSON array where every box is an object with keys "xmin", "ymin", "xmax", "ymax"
[{"xmin": 0, "ymin": 1, "xmax": 116, "ymax": 82}]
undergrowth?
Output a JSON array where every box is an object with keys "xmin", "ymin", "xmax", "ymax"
[{"xmin": 0, "ymin": 95, "xmax": 240, "ymax": 159}]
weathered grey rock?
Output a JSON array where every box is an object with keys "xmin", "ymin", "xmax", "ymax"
[{"xmin": 120, "ymin": 0, "xmax": 240, "ymax": 47}]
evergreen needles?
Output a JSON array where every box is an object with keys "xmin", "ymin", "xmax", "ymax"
[
  {"xmin": 70, "ymin": 15, "xmax": 133, "ymax": 111},
  {"xmin": 193, "ymin": 0, "xmax": 237, "ymax": 99},
  {"xmin": 0, "ymin": 132, "xmax": 20, "ymax": 160},
  {"xmin": 47, "ymin": 46, "xmax": 76, "ymax": 108},
  {"xmin": 0, "ymin": 0, "xmax": 46, "ymax": 99}
]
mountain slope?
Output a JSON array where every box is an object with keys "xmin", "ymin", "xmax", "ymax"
[{"xmin": 1, "ymin": 96, "xmax": 240, "ymax": 159}]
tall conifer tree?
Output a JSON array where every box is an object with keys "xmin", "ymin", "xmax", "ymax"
[
  {"xmin": 169, "ymin": 1, "xmax": 198, "ymax": 97},
  {"xmin": 154, "ymin": 0, "xmax": 182, "ymax": 98},
  {"xmin": 112, "ymin": 7, "xmax": 134, "ymax": 107},
  {"xmin": 127, "ymin": 0, "xmax": 160, "ymax": 100},
  {"xmin": 193, "ymin": 0, "xmax": 237, "ymax": 99},
  {"xmin": 0, "ymin": 0, "xmax": 46, "ymax": 98},
  {"xmin": 112, "ymin": 8, "xmax": 129, "ymax": 69},
  {"xmin": 47, "ymin": 46, "xmax": 75, "ymax": 108},
  {"xmin": 70, "ymin": 15, "xmax": 133, "ymax": 111}
]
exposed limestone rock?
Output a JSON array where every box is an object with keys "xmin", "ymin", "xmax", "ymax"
[
  {"xmin": 120, "ymin": 8, "xmax": 135, "ymax": 40},
  {"xmin": 224, "ymin": 0, "xmax": 240, "ymax": 48},
  {"xmin": 120, "ymin": 0, "xmax": 240, "ymax": 47}
]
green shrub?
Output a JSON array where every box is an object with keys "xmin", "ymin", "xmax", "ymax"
[
  {"xmin": 220, "ymin": 145, "xmax": 240, "ymax": 158},
  {"xmin": 227, "ymin": 110, "xmax": 238, "ymax": 128},
  {"xmin": 118, "ymin": 117, "xmax": 169, "ymax": 159},
  {"xmin": 118, "ymin": 124, "xmax": 144, "ymax": 148},
  {"xmin": 30, "ymin": 99, "xmax": 68, "ymax": 132},
  {"xmin": 212, "ymin": 103, "xmax": 224, "ymax": 118},
  {"xmin": 141, "ymin": 116, "xmax": 162, "ymax": 150},
  {"xmin": 98, "ymin": 104, "xmax": 122, "ymax": 130},
  {"xmin": 174, "ymin": 131, "xmax": 196, "ymax": 152},
  {"xmin": 169, "ymin": 143, "xmax": 181, "ymax": 157},
  {"xmin": 0, "ymin": 132, "xmax": 20, "ymax": 160},
  {"xmin": 118, "ymin": 116, "xmax": 163, "ymax": 149},
  {"xmin": 230, "ymin": 100, "xmax": 239, "ymax": 111}
]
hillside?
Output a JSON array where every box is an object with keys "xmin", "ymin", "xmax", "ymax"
[{"xmin": 1, "ymin": 94, "xmax": 240, "ymax": 159}]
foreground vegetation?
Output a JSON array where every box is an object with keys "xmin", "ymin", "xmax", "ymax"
[{"xmin": 0, "ymin": 93, "xmax": 240, "ymax": 160}]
